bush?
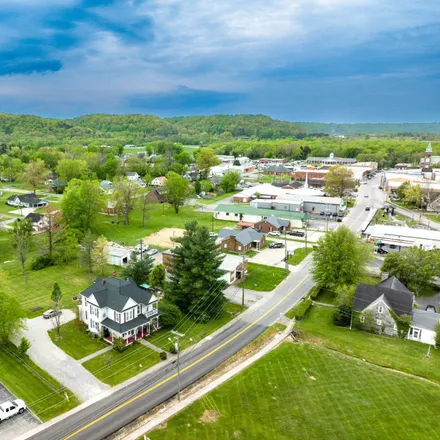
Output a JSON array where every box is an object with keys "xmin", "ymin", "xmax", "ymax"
[
  {"xmin": 169, "ymin": 344, "xmax": 177, "ymax": 354},
  {"xmin": 435, "ymin": 322, "xmax": 440, "ymax": 347},
  {"xmin": 159, "ymin": 351, "xmax": 167, "ymax": 361},
  {"xmin": 285, "ymin": 298, "xmax": 312, "ymax": 320},
  {"xmin": 31, "ymin": 255, "xmax": 55, "ymax": 271},
  {"xmin": 113, "ymin": 337, "xmax": 126, "ymax": 353},
  {"xmin": 159, "ymin": 300, "xmax": 183, "ymax": 328},
  {"xmin": 309, "ymin": 286, "xmax": 320, "ymax": 299},
  {"xmin": 18, "ymin": 337, "xmax": 31, "ymax": 357},
  {"xmin": 333, "ymin": 304, "xmax": 352, "ymax": 327}
]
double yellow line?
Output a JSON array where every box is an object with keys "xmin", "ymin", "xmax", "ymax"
[{"xmin": 63, "ymin": 274, "xmax": 309, "ymax": 439}]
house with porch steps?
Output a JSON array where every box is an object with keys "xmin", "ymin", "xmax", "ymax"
[{"xmin": 78, "ymin": 276, "xmax": 160, "ymax": 345}]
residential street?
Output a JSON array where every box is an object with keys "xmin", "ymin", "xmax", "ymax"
[{"xmin": 23, "ymin": 177, "xmax": 383, "ymax": 440}]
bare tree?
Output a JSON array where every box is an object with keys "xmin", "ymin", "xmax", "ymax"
[
  {"xmin": 139, "ymin": 193, "xmax": 150, "ymax": 228},
  {"xmin": 42, "ymin": 204, "xmax": 63, "ymax": 257},
  {"xmin": 10, "ymin": 218, "xmax": 33, "ymax": 285},
  {"xmin": 112, "ymin": 177, "xmax": 139, "ymax": 226},
  {"xmin": 91, "ymin": 236, "xmax": 109, "ymax": 275},
  {"xmin": 51, "ymin": 283, "xmax": 63, "ymax": 337},
  {"xmin": 80, "ymin": 230, "xmax": 96, "ymax": 273}
]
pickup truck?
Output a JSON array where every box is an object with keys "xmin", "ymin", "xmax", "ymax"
[{"xmin": 0, "ymin": 399, "xmax": 26, "ymax": 422}]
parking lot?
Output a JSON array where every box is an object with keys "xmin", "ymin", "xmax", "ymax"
[
  {"xmin": 250, "ymin": 240, "xmax": 306, "ymax": 268},
  {"xmin": 0, "ymin": 383, "xmax": 40, "ymax": 439}
]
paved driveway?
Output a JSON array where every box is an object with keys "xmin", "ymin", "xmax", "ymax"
[
  {"xmin": 14, "ymin": 310, "xmax": 109, "ymax": 402},
  {"xmin": 250, "ymin": 240, "xmax": 305, "ymax": 268},
  {"xmin": 0, "ymin": 383, "xmax": 40, "ymax": 439}
]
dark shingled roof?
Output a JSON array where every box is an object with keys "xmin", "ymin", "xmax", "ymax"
[
  {"xmin": 218, "ymin": 227, "xmax": 263, "ymax": 246},
  {"xmin": 101, "ymin": 312, "xmax": 159, "ymax": 333},
  {"xmin": 353, "ymin": 276, "xmax": 414, "ymax": 316},
  {"xmin": 80, "ymin": 277, "xmax": 155, "ymax": 312},
  {"xmin": 7, "ymin": 193, "xmax": 44, "ymax": 204},
  {"xmin": 25, "ymin": 212, "xmax": 42, "ymax": 223}
]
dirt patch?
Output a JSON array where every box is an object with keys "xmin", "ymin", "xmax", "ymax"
[
  {"xmin": 199, "ymin": 409, "xmax": 221, "ymax": 424},
  {"xmin": 143, "ymin": 228, "xmax": 185, "ymax": 249}
]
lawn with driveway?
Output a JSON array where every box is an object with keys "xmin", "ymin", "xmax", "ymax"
[
  {"xmin": 238, "ymin": 262, "xmax": 287, "ymax": 291},
  {"xmin": 48, "ymin": 319, "xmax": 108, "ymax": 360},
  {"xmin": 146, "ymin": 342, "xmax": 440, "ymax": 440},
  {"xmin": 82, "ymin": 342, "xmax": 160, "ymax": 386},
  {"xmin": 0, "ymin": 344, "xmax": 79, "ymax": 421},
  {"xmin": 197, "ymin": 191, "xmax": 240, "ymax": 205},
  {"xmin": 287, "ymin": 247, "xmax": 313, "ymax": 265}
]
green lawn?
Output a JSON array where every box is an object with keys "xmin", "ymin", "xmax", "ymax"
[
  {"xmin": 297, "ymin": 306, "xmax": 440, "ymax": 384},
  {"xmin": 239, "ymin": 262, "xmax": 287, "ymax": 291},
  {"xmin": 287, "ymin": 247, "xmax": 313, "ymax": 265},
  {"xmin": 146, "ymin": 343, "xmax": 440, "ymax": 440},
  {"xmin": 0, "ymin": 344, "xmax": 79, "ymax": 421},
  {"xmin": 0, "ymin": 190, "xmax": 23, "ymax": 215},
  {"xmin": 82, "ymin": 342, "xmax": 160, "ymax": 386},
  {"xmin": 48, "ymin": 319, "xmax": 108, "ymax": 360},
  {"xmin": 147, "ymin": 303, "xmax": 243, "ymax": 352},
  {"xmin": 425, "ymin": 214, "xmax": 440, "ymax": 224},
  {"xmin": 182, "ymin": 146, "xmax": 199, "ymax": 157},
  {"xmin": 198, "ymin": 191, "xmax": 240, "ymax": 204},
  {"xmin": 94, "ymin": 204, "xmax": 236, "ymax": 245}
]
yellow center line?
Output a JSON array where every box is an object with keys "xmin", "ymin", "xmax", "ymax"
[{"xmin": 63, "ymin": 274, "xmax": 309, "ymax": 440}]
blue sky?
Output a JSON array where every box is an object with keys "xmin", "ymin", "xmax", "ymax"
[{"xmin": 1, "ymin": 0, "xmax": 440, "ymax": 122}]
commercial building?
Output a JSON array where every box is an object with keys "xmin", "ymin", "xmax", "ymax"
[{"xmin": 306, "ymin": 153, "xmax": 356, "ymax": 166}]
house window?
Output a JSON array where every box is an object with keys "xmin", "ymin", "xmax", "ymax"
[
  {"xmin": 413, "ymin": 328, "xmax": 421, "ymax": 339},
  {"xmin": 226, "ymin": 212, "xmax": 229, "ymax": 216},
  {"xmin": 224, "ymin": 244, "xmax": 227, "ymax": 248},
  {"xmin": 376, "ymin": 319, "xmax": 382, "ymax": 326},
  {"xmin": 360, "ymin": 315, "xmax": 365, "ymax": 323},
  {"xmin": 238, "ymin": 246, "xmax": 242, "ymax": 251},
  {"xmin": 137, "ymin": 305, "xmax": 140, "ymax": 315},
  {"xmin": 96, "ymin": 308, "xmax": 99, "ymax": 318},
  {"xmin": 378, "ymin": 306, "xmax": 383, "ymax": 314}
]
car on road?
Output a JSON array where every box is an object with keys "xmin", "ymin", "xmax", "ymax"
[
  {"xmin": 319, "ymin": 211, "xmax": 325, "ymax": 216},
  {"xmin": 0, "ymin": 399, "xmax": 26, "ymax": 422},
  {"xmin": 389, "ymin": 244, "xmax": 397, "ymax": 249},
  {"xmin": 336, "ymin": 218, "xmax": 342, "ymax": 222},
  {"xmin": 209, "ymin": 232, "xmax": 218, "ymax": 237},
  {"xmin": 146, "ymin": 249, "xmax": 158, "ymax": 256},
  {"xmin": 425, "ymin": 305, "xmax": 437, "ymax": 313},
  {"xmin": 365, "ymin": 206, "xmax": 371, "ymax": 211},
  {"xmin": 269, "ymin": 242, "xmax": 284, "ymax": 249},
  {"xmin": 364, "ymin": 195, "xmax": 369, "ymax": 198},
  {"xmin": 288, "ymin": 230, "xmax": 305, "ymax": 237},
  {"xmin": 268, "ymin": 231, "xmax": 281, "ymax": 236},
  {"xmin": 375, "ymin": 247, "xmax": 388, "ymax": 254},
  {"xmin": 43, "ymin": 309, "xmax": 62, "ymax": 319},
  {"xmin": 134, "ymin": 243, "xmax": 149, "ymax": 254}
]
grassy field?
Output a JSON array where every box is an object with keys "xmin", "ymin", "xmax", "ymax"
[
  {"xmin": 82, "ymin": 342, "xmax": 160, "ymax": 386},
  {"xmin": 147, "ymin": 303, "xmax": 243, "ymax": 352},
  {"xmin": 0, "ymin": 344, "xmax": 79, "ymax": 421},
  {"xmin": 297, "ymin": 305, "xmax": 440, "ymax": 384},
  {"xmin": 288, "ymin": 247, "xmax": 313, "ymax": 265},
  {"xmin": 182, "ymin": 146, "xmax": 199, "ymax": 157},
  {"xmin": 198, "ymin": 191, "xmax": 240, "ymax": 205},
  {"xmin": 146, "ymin": 343, "xmax": 440, "ymax": 440},
  {"xmin": 239, "ymin": 262, "xmax": 287, "ymax": 291},
  {"xmin": 48, "ymin": 320, "xmax": 108, "ymax": 360},
  {"xmin": 94, "ymin": 204, "xmax": 236, "ymax": 245}
]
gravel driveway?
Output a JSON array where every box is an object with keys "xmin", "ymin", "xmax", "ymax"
[{"xmin": 14, "ymin": 310, "xmax": 109, "ymax": 402}]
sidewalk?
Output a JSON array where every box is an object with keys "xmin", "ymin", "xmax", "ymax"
[{"xmin": 78, "ymin": 346, "xmax": 113, "ymax": 364}]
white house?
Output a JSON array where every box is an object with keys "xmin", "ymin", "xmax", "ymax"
[
  {"xmin": 7, "ymin": 193, "xmax": 48, "ymax": 208},
  {"xmin": 24, "ymin": 212, "xmax": 49, "ymax": 231},
  {"xmin": 125, "ymin": 172, "xmax": 146, "ymax": 187},
  {"xmin": 219, "ymin": 254, "xmax": 247, "ymax": 285},
  {"xmin": 105, "ymin": 245, "xmax": 132, "ymax": 267},
  {"xmin": 79, "ymin": 276, "xmax": 160, "ymax": 345},
  {"xmin": 151, "ymin": 176, "xmax": 168, "ymax": 187},
  {"xmin": 408, "ymin": 309, "xmax": 439, "ymax": 345}
]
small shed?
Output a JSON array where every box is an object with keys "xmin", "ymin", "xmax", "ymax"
[{"xmin": 105, "ymin": 245, "xmax": 132, "ymax": 267}]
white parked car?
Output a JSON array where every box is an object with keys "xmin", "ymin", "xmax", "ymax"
[
  {"xmin": 0, "ymin": 400, "xmax": 26, "ymax": 422},
  {"xmin": 146, "ymin": 249, "xmax": 158, "ymax": 256},
  {"xmin": 268, "ymin": 231, "xmax": 281, "ymax": 236},
  {"xmin": 209, "ymin": 232, "xmax": 218, "ymax": 237}
]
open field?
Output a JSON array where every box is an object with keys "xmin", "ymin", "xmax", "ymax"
[
  {"xmin": 147, "ymin": 303, "xmax": 243, "ymax": 352},
  {"xmin": 48, "ymin": 320, "xmax": 108, "ymax": 360},
  {"xmin": 239, "ymin": 262, "xmax": 287, "ymax": 291},
  {"xmin": 0, "ymin": 344, "xmax": 79, "ymax": 421},
  {"xmin": 297, "ymin": 305, "xmax": 440, "ymax": 384},
  {"xmin": 82, "ymin": 342, "xmax": 160, "ymax": 386},
  {"xmin": 182, "ymin": 146, "xmax": 199, "ymax": 157},
  {"xmin": 146, "ymin": 342, "xmax": 440, "ymax": 440},
  {"xmin": 144, "ymin": 227, "xmax": 185, "ymax": 248}
]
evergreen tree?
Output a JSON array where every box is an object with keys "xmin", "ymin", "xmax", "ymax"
[
  {"xmin": 122, "ymin": 253, "xmax": 155, "ymax": 285},
  {"xmin": 166, "ymin": 221, "xmax": 226, "ymax": 322}
]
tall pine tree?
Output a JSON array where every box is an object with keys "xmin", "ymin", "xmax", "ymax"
[{"xmin": 166, "ymin": 221, "xmax": 226, "ymax": 322}]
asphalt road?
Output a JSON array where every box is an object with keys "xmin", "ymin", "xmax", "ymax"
[{"xmin": 25, "ymin": 176, "xmax": 383, "ymax": 440}]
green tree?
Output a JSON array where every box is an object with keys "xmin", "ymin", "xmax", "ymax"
[
  {"xmin": 18, "ymin": 336, "xmax": 31, "ymax": 356},
  {"xmin": 91, "ymin": 236, "xmax": 108, "ymax": 275},
  {"xmin": 381, "ymin": 247, "xmax": 440, "ymax": 296},
  {"xmin": 333, "ymin": 304, "xmax": 352, "ymax": 327},
  {"xmin": 122, "ymin": 253, "xmax": 154, "ymax": 285},
  {"xmin": 324, "ymin": 165, "xmax": 355, "ymax": 197},
  {"xmin": 55, "ymin": 229, "xmax": 79, "ymax": 264},
  {"xmin": 220, "ymin": 170, "xmax": 241, "ymax": 192},
  {"xmin": 174, "ymin": 152, "xmax": 193, "ymax": 167},
  {"xmin": 0, "ymin": 292, "xmax": 25, "ymax": 343},
  {"xmin": 435, "ymin": 322, "xmax": 440, "ymax": 346},
  {"xmin": 396, "ymin": 181, "xmax": 410, "ymax": 200},
  {"xmin": 112, "ymin": 177, "xmax": 139, "ymax": 226},
  {"xmin": 158, "ymin": 300, "xmax": 183, "ymax": 327},
  {"xmin": 149, "ymin": 264, "xmax": 166, "ymax": 288},
  {"xmin": 22, "ymin": 160, "xmax": 50, "ymax": 194},
  {"xmin": 194, "ymin": 180, "xmax": 202, "ymax": 195},
  {"xmin": 403, "ymin": 184, "xmax": 423, "ymax": 207},
  {"xmin": 195, "ymin": 147, "xmax": 220, "ymax": 178},
  {"xmin": 80, "ymin": 230, "xmax": 96, "ymax": 273},
  {"xmin": 56, "ymin": 158, "xmax": 89, "ymax": 183},
  {"xmin": 61, "ymin": 179, "xmax": 104, "ymax": 233},
  {"xmin": 163, "ymin": 171, "xmax": 193, "ymax": 214},
  {"xmin": 10, "ymin": 218, "xmax": 33, "ymax": 284},
  {"xmin": 166, "ymin": 221, "xmax": 227, "ymax": 321},
  {"xmin": 51, "ymin": 282, "xmax": 63, "ymax": 336},
  {"xmin": 311, "ymin": 226, "xmax": 372, "ymax": 289}
]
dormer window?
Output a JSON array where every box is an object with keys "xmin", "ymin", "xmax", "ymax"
[{"xmin": 378, "ymin": 306, "xmax": 383, "ymax": 314}]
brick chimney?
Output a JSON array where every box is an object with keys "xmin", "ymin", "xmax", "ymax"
[{"xmin": 101, "ymin": 279, "xmax": 106, "ymax": 285}]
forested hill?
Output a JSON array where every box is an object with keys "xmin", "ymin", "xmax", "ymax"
[{"xmin": 297, "ymin": 121, "xmax": 440, "ymax": 136}]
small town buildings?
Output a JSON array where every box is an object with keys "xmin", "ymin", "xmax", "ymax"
[
  {"xmin": 183, "ymin": 171, "xmax": 202, "ymax": 181},
  {"xmin": 363, "ymin": 224, "xmax": 440, "ymax": 250},
  {"xmin": 100, "ymin": 180, "xmax": 114, "ymax": 194},
  {"xmin": 218, "ymin": 227, "xmax": 265, "ymax": 254},
  {"xmin": 254, "ymin": 216, "xmax": 290, "ymax": 233},
  {"xmin": 265, "ymin": 164, "xmax": 292, "ymax": 175},
  {"xmin": 24, "ymin": 212, "xmax": 48, "ymax": 231},
  {"xmin": 233, "ymin": 183, "xmax": 285, "ymax": 203},
  {"xmin": 146, "ymin": 188, "xmax": 167, "ymax": 203},
  {"xmin": 306, "ymin": 152, "xmax": 356, "ymax": 166},
  {"xmin": 259, "ymin": 158, "xmax": 287, "ymax": 164},
  {"xmin": 126, "ymin": 172, "xmax": 146, "ymax": 187},
  {"xmin": 7, "ymin": 193, "xmax": 48, "ymax": 208},
  {"xmin": 151, "ymin": 176, "xmax": 168, "ymax": 187},
  {"xmin": 105, "ymin": 245, "xmax": 132, "ymax": 267},
  {"xmin": 419, "ymin": 143, "xmax": 440, "ymax": 169},
  {"xmin": 79, "ymin": 276, "xmax": 160, "ymax": 345},
  {"xmin": 395, "ymin": 163, "xmax": 411, "ymax": 170},
  {"xmin": 219, "ymin": 254, "xmax": 248, "ymax": 284},
  {"xmin": 408, "ymin": 309, "xmax": 439, "ymax": 345}
]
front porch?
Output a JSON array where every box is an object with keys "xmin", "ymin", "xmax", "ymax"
[{"xmin": 103, "ymin": 317, "xmax": 160, "ymax": 346}]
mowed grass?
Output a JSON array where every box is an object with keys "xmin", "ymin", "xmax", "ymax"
[
  {"xmin": 82, "ymin": 342, "xmax": 160, "ymax": 386},
  {"xmin": 146, "ymin": 343, "xmax": 440, "ymax": 440},
  {"xmin": 198, "ymin": 191, "xmax": 240, "ymax": 204},
  {"xmin": 239, "ymin": 262, "xmax": 287, "ymax": 291},
  {"xmin": 147, "ymin": 302, "xmax": 243, "ymax": 352},
  {"xmin": 94, "ymin": 204, "xmax": 237, "ymax": 245},
  {"xmin": 287, "ymin": 247, "xmax": 313, "ymax": 265},
  {"xmin": 0, "ymin": 344, "xmax": 79, "ymax": 421},
  {"xmin": 48, "ymin": 320, "xmax": 108, "ymax": 360},
  {"xmin": 297, "ymin": 306, "xmax": 440, "ymax": 384}
]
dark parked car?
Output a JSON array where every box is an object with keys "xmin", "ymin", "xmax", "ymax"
[
  {"xmin": 365, "ymin": 206, "xmax": 371, "ymax": 211},
  {"xmin": 389, "ymin": 244, "xmax": 397, "ymax": 249},
  {"xmin": 43, "ymin": 309, "xmax": 62, "ymax": 319},
  {"xmin": 425, "ymin": 305, "xmax": 437, "ymax": 313},
  {"xmin": 319, "ymin": 211, "xmax": 325, "ymax": 216},
  {"xmin": 269, "ymin": 242, "xmax": 284, "ymax": 249},
  {"xmin": 288, "ymin": 230, "xmax": 305, "ymax": 237},
  {"xmin": 376, "ymin": 247, "xmax": 388, "ymax": 254}
]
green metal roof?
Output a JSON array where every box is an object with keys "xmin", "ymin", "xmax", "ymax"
[{"xmin": 215, "ymin": 204, "xmax": 305, "ymax": 220}]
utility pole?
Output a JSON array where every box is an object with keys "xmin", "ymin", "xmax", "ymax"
[
  {"xmin": 305, "ymin": 222, "xmax": 308, "ymax": 252},
  {"xmin": 212, "ymin": 215, "xmax": 214, "ymax": 232},
  {"xmin": 139, "ymin": 238, "xmax": 143, "ymax": 260},
  {"xmin": 169, "ymin": 330, "xmax": 185, "ymax": 401},
  {"xmin": 241, "ymin": 254, "xmax": 246, "ymax": 309},
  {"xmin": 326, "ymin": 204, "xmax": 330, "ymax": 232},
  {"xmin": 284, "ymin": 230, "xmax": 288, "ymax": 275}
]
